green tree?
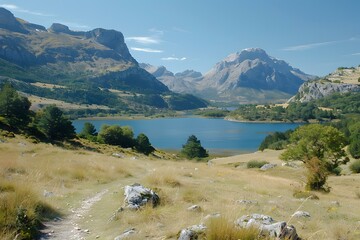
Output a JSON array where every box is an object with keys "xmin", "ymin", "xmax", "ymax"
[
  {"xmin": 181, "ymin": 135, "xmax": 208, "ymax": 159},
  {"xmin": 97, "ymin": 125, "xmax": 135, "ymax": 148},
  {"xmin": 135, "ymin": 133, "xmax": 155, "ymax": 155},
  {"xmin": 281, "ymin": 124, "xmax": 349, "ymax": 190},
  {"xmin": 349, "ymin": 122, "xmax": 360, "ymax": 159},
  {"xmin": 0, "ymin": 83, "xmax": 31, "ymax": 127},
  {"xmin": 79, "ymin": 122, "xmax": 97, "ymax": 141},
  {"xmin": 37, "ymin": 105, "xmax": 75, "ymax": 141}
]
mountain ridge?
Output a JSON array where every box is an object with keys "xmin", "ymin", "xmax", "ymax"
[
  {"xmin": 142, "ymin": 48, "xmax": 314, "ymax": 104},
  {"xmin": 0, "ymin": 7, "xmax": 208, "ymax": 112}
]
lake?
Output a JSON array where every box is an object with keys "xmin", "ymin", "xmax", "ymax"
[{"xmin": 72, "ymin": 118, "xmax": 301, "ymax": 154}]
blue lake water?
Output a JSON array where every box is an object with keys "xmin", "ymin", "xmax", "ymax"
[{"xmin": 72, "ymin": 118, "xmax": 301, "ymax": 154}]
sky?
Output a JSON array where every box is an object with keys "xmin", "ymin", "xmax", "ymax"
[{"xmin": 1, "ymin": 0, "xmax": 360, "ymax": 76}]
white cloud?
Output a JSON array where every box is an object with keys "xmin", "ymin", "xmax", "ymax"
[
  {"xmin": 282, "ymin": 40, "xmax": 338, "ymax": 51},
  {"xmin": 161, "ymin": 57, "xmax": 187, "ymax": 61},
  {"xmin": 172, "ymin": 27, "xmax": 190, "ymax": 33},
  {"xmin": 131, "ymin": 47, "xmax": 163, "ymax": 53},
  {"xmin": 0, "ymin": 3, "xmax": 54, "ymax": 17},
  {"xmin": 149, "ymin": 28, "xmax": 164, "ymax": 35},
  {"xmin": 351, "ymin": 53, "xmax": 360, "ymax": 56},
  {"xmin": 126, "ymin": 37, "xmax": 160, "ymax": 45}
]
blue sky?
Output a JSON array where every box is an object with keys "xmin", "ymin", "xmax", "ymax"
[{"xmin": 1, "ymin": 0, "xmax": 359, "ymax": 76}]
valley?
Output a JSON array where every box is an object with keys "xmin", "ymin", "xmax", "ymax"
[{"xmin": 1, "ymin": 3, "xmax": 360, "ymax": 240}]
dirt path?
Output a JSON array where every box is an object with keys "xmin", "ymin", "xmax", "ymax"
[{"xmin": 40, "ymin": 189, "xmax": 109, "ymax": 240}]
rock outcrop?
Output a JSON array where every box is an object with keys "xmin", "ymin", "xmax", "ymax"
[
  {"xmin": 288, "ymin": 81, "xmax": 360, "ymax": 103},
  {"xmin": 0, "ymin": 7, "xmax": 28, "ymax": 33},
  {"xmin": 123, "ymin": 183, "xmax": 160, "ymax": 210},
  {"xmin": 235, "ymin": 213, "xmax": 301, "ymax": 240}
]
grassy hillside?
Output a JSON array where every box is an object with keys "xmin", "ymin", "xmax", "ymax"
[{"xmin": 1, "ymin": 133, "xmax": 360, "ymax": 239}]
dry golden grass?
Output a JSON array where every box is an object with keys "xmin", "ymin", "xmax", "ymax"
[
  {"xmin": 206, "ymin": 217, "xmax": 261, "ymax": 240},
  {"xmin": 26, "ymin": 94, "xmax": 110, "ymax": 111},
  {"xmin": 1, "ymin": 134, "xmax": 360, "ymax": 239}
]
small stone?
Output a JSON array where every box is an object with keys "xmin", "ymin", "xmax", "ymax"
[
  {"xmin": 178, "ymin": 224, "xmax": 207, "ymax": 240},
  {"xmin": 84, "ymin": 229, "xmax": 90, "ymax": 233},
  {"xmin": 282, "ymin": 162, "xmax": 298, "ymax": 168},
  {"xmin": 112, "ymin": 153, "xmax": 124, "ymax": 158},
  {"xmin": 236, "ymin": 199, "xmax": 258, "ymax": 205},
  {"xmin": 260, "ymin": 163, "xmax": 277, "ymax": 171},
  {"xmin": 114, "ymin": 228, "xmax": 136, "ymax": 240},
  {"xmin": 203, "ymin": 213, "xmax": 221, "ymax": 221},
  {"xmin": 292, "ymin": 211, "xmax": 310, "ymax": 218},
  {"xmin": 187, "ymin": 205, "xmax": 201, "ymax": 211},
  {"xmin": 43, "ymin": 190, "xmax": 54, "ymax": 198}
]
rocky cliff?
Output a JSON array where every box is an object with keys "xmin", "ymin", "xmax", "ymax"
[
  {"xmin": 199, "ymin": 48, "xmax": 313, "ymax": 95},
  {"xmin": 289, "ymin": 66, "xmax": 360, "ymax": 102},
  {"xmin": 0, "ymin": 7, "xmax": 168, "ymax": 94}
]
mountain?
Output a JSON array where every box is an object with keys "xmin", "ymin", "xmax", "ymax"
[
  {"xmin": 140, "ymin": 63, "xmax": 201, "ymax": 94},
  {"xmin": 196, "ymin": 48, "xmax": 314, "ymax": 103},
  {"xmin": 142, "ymin": 48, "xmax": 314, "ymax": 104},
  {"xmin": 289, "ymin": 66, "xmax": 360, "ymax": 102},
  {"xmin": 0, "ymin": 7, "xmax": 207, "ymax": 112}
]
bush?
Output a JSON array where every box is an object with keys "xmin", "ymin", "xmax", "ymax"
[
  {"xmin": 246, "ymin": 160, "xmax": 269, "ymax": 169},
  {"xmin": 181, "ymin": 135, "xmax": 208, "ymax": 159},
  {"xmin": 0, "ymin": 182, "xmax": 59, "ymax": 239},
  {"xmin": 97, "ymin": 124, "xmax": 135, "ymax": 148},
  {"xmin": 36, "ymin": 105, "xmax": 75, "ymax": 141},
  {"xmin": 350, "ymin": 160, "xmax": 360, "ymax": 173},
  {"xmin": 305, "ymin": 157, "xmax": 329, "ymax": 191},
  {"xmin": 135, "ymin": 133, "xmax": 155, "ymax": 155}
]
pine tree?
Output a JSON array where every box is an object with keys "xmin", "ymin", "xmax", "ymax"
[{"xmin": 181, "ymin": 135, "xmax": 208, "ymax": 159}]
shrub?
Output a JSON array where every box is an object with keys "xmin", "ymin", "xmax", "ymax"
[
  {"xmin": 305, "ymin": 157, "xmax": 329, "ymax": 191},
  {"xmin": 247, "ymin": 160, "xmax": 269, "ymax": 169},
  {"xmin": 79, "ymin": 122, "xmax": 97, "ymax": 140},
  {"xmin": 36, "ymin": 105, "xmax": 75, "ymax": 141},
  {"xmin": 135, "ymin": 133, "xmax": 155, "ymax": 155},
  {"xmin": 350, "ymin": 160, "xmax": 360, "ymax": 173},
  {"xmin": 181, "ymin": 135, "xmax": 208, "ymax": 159},
  {"xmin": 0, "ymin": 182, "xmax": 59, "ymax": 239},
  {"xmin": 97, "ymin": 124, "xmax": 135, "ymax": 148}
]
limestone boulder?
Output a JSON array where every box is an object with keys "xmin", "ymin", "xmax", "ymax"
[{"xmin": 124, "ymin": 183, "xmax": 160, "ymax": 210}]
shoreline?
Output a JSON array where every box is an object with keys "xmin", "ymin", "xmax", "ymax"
[{"xmin": 224, "ymin": 117, "xmax": 306, "ymax": 124}]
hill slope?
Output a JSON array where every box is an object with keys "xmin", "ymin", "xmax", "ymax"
[
  {"xmin": 1, "ymin": 134, "xmax": 360, "ymax": 240},
  {"xmin": 0, "ymin": 7, "xmax": 207, "ymax": 112},
  {"xmin": 289, "ymin": 66, "xmax": 360, "ymax": 102}
]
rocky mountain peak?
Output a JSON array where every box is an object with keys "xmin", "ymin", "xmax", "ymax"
[
  {"xmin": 49, "ymin": 23, "xmax": 72, "ymax": 34},
  {"xmin": 0, "ymin": 7, "xmax": 28, "ymax": 33},
  {"xmin": 224, "ymin": 48, "xmax": 271, "ymax": 64},
  {"xmin": 84, "ymin": 28, "xmax": 134, "ymax": 61},
  {"xmin": 175, "ymin": 70, "xmax": 202, "ymax": 79}
]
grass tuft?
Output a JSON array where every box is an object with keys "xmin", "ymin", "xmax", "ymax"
[
  {"xmin": 247, "ymin": 160, "xmax": 269, "ymax": 169},
  {"xmin": 206, "ymin": 216, "xmax": 261, "ymax": 240}
]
